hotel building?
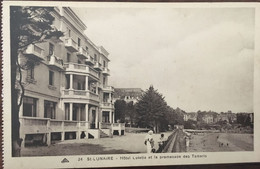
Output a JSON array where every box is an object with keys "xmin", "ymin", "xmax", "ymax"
[{"xmin": 19, "ymin": 7, "xmax": 124, "ymax": 147}]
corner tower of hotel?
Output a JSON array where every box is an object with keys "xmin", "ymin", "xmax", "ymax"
[{"xmin": 19, "ymin": 7, "xmax": 124, "ymax": 147}]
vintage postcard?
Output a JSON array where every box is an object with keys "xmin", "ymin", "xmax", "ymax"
[{"xmin": 2, "ymin": 1, "xmax": 260, "ymax": 168}]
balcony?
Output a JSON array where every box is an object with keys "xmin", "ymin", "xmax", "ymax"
[
  {"xmin": 48, "ymin": 55, "xmax": 64, "ymax": 70},
  {"xmin": 85, "ymin": 56, "xmax": 94, "ymax": 66},
  {"xmin": 103, "ymin": 86, "xmax": 114, "ymax": 93},
  {"xmin": 97, "ymin": 82, "xmax": 103, "ymax": 89},
  {"xmin": 64, "ymin": 63, "xmax": 99, "ymax": 79},
  {"xmin": 77, "ymin": 46, "xmax": 88, "ymax": 59},
  {"xmin": 65, "ymin": 38, "xmax": 78, "ymax": 52},
  {"xmin": 102, "ymin": 67, "xmax": 110, "ymax": 76},
  {"xmin": 20, "ymin": 116, "xmax": 90, "ymax": 134},
  {"xmin": 101, "ymin": 102, "xmax": 114, "ymax": 109},
  {"xmin": 23, "ymin": 44, "xmax": 44, "ymax": 60},
  {"xmin": 94, "ymin": 62, "xmax": 103, "ymax": 71},
  {"xmin": 62, "ymin": 89, "xmax": 100, "ymax": 102}
]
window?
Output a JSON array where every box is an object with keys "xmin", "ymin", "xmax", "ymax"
[
  {"xmin": 65, "ymin": 103, "xmax": 70, "ymax": 120},
  {"xmin": 102, "ymin": 112, "xmax": 109, "ymax": 123},
  {"xmin": 94, "ymin": 54, "xmax": 97, "ymax": 62},
  {"xmin": 49, "ymin": 71, "xmax": 54, "ymax": 86},
  {"xmin": 27, "ymin": 65, "xmax": 34, "ymax": 79},
  {"xmin": 44, "ymin": 100, "xmax": 56, "ymax": 119},
  {"xmin": 65, "ymin": 74, "xmax": 70, "ymax": 89},
  {"xmin": 77, "ymin": 82, "xmax": 81, "ymax": 90},
  {"xmin": 103, "ymin": 60, "xmax": 106, "ymax": 68},
  {"xmin": 86, "ymin": 46, "xmax": 88, "ymax": 51},
  {"xmin": 103, "ymin": 77, "xmax": 106, "ymax": 86},
  {"xmin": 67, "ymin": 53, "xmax": 71, "ymax": 62},
  {"xmin": 68, "ymin": 28, "xmax": 71, "ymax": 37},
  {"xmin": 23, "ymin": 96, "xmax": 37, "ymax": 117},
  {"xmin": 78, "ymin": 38, "xmax": 81, "ymax": 47},
  {"xmin": 49, "ymin": 43, "xmax": 54, "ymax": 56}
]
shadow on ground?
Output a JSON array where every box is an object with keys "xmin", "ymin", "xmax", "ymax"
[{"xmin": 21, "ymin": 143, "xmax": 140, "ymax": 157}]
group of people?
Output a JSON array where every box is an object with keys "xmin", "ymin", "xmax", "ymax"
[{"xmin": 144, "ymin": 130, "xmax": 168, "ymax": 153}]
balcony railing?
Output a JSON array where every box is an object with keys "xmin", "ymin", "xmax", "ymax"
[
  {"xmin": 63, "ymin": 121, "xmax": 78, "ymax": 130},
  {"xmin": 103, "ymin": 86, "xmax": 114, "ymax": 93},
  {"xmin": 94, "ymin": 62, "xmax": 103, "ymax": 71},
  {"xmin": 77, "ymin": 46, "xmax": 88, "ymax": 58},
  {"xmin": 62, "ymin": 89, "xmax": 100, "ymax": 102},
  {"xmin": 89, "ymin": 91, "xmax": 99, "ymax": 101},
  {"xmin": 85, "ymin": 56, "xmax": 94, "ymax": 65},
  {"xmin": 20, "ymin": 116, "xmax": 90, "ymax": 134},
  {"xmin": 102, "ymin": 67, "xmax": 110, "ymax": 76},
  {"xmin": 24, "ymin": 44, "xmax": 44, "ymax": 60},
  {"xmin": 48, "ymin": 55, "xmax": 64, "ymax": 70},
  {"xmin": 64, "ymin": 63, "xmax": 99, "ymax": 79},
  {"xmin": 99, "ymin": 122, "xmax": 112, "ymax": 129},
  {"xmin": 112, "ymin": 123, "xmax": 125, "ymax": 131},
  {"xmin": 49, "ymin": 120, "xmax": 63, "ymax": 131},
  {"xmin": 65, "ymin": 38, "xmax": 78, "ymax": 52},
  {"xmin": 89, "ymin": 67, "xmax": 99, "ymax": 78},
  {"xmin": 101, "ymin": 102, "xmax": 114, "ymax": 109}
]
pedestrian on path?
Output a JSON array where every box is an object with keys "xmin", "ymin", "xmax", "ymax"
[{"xmin": 144, "ymin": 130, "xmax": 155, "ymax": 153}]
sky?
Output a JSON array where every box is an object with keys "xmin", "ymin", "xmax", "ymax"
[{"xmin": 72, "ymin": 7, "xmax": 254, "ymax": 113}]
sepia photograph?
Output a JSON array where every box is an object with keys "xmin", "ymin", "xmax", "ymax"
[{"xmin": 2, "ymin": 1, "xmax": 260, "ymax": 168}]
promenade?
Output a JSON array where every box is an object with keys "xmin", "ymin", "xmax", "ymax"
[{"xmin": 21, "ymin": 132, "xmax": 172, "ymax": 156}]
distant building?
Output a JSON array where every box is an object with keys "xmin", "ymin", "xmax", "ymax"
[
  {"xmin": 218, "ymin": 112, "xmax": 237, "ymax": 123},
  {"xmin": 202, "ymin": 114, "xmax": 214, "ymax": 124},
  {"xmin": 183, "ymin": 112, "xmax": 197, "ymax": 121},
  {"xmin": 113, "ymin": 88, "xmax": 143, "ymax": 104},
  {"xmin": 218, "ymin": 113, "xmax": 229, "ymax": 122}
]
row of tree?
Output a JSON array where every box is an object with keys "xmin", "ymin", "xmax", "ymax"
[{"xmin": 115, "ymin": 86, "xmax": 254, "ymax": 133}]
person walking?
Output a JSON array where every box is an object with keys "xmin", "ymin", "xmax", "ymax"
[{"xmin": 144, "ymin": 130, "xmax": 155, "ymax": 153}]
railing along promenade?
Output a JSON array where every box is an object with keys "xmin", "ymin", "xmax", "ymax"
[{"xmin": 162, "ymin": 129, "xmax": 180, "ymax": 153}]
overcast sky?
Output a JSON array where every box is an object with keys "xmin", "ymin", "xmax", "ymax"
[{"xmin": 72, "ymin": 7, "xmax": 254, "ymax": 113}]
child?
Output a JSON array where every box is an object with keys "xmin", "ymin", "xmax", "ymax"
[{"xmin": 157, "ymin": 134, "xmax": 167, "ymax": 153}]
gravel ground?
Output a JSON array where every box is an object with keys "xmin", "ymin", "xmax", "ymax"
[{"xmin": 21, "ymin": 132, "xmax": 172, "ymax": 157}]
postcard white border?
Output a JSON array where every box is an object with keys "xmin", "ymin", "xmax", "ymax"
[{"xmin": 2, "ymin": 1, "xmax": 260, "ymax": 168}]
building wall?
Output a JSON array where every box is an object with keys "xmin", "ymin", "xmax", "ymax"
[{"xmin": 20, "ymin": 7, "xmax": 114, "ymax": 123}]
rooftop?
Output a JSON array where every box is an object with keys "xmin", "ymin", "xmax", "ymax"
[{"xmin": 114, "ymin": 88, "xmax": 143, "ymax": 98}]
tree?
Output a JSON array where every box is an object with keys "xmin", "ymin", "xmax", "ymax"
[
  {"xmin": 114, "ymin": 100, "xmax": 127, "ymax": 122},
  {"xmin": 125, "ymin": 101, "xmax": 137, "ymax": 127},
  {"xmin": 184, "ymin": 119, "xmax": 197, "ymax": 129},
  {"xmin": 135, "ymin": 86, "xmax": 167, "ymax": 133},
  {"xmin": 10, "ymin": 6, "xmax": 63, "ymax": 157},
  {"xmin": 166, "ymin": 106, "xmax": 184, "ymax": 128}
]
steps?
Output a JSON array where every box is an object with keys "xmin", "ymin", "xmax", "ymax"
[{"xmin": 100, "ymin": 130, "xmax": 110, "ymax": 138}]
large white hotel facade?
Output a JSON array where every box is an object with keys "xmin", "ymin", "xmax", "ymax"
[{"xmin": 19, "ymin": 7, "xmax": 124, "ymax": 147}]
